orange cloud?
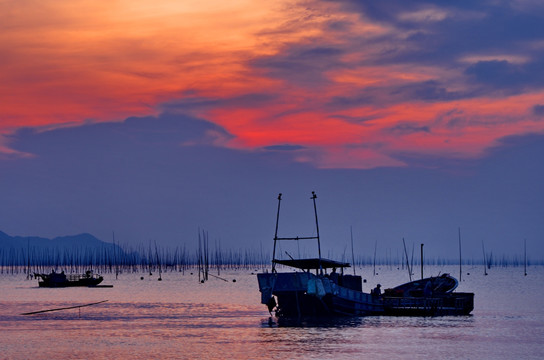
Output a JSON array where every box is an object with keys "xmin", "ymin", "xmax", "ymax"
[
  {"xmin": 0, "ymin": 0, "xmax": 294, "ymax": 129},
  {"xmin": 2, "ymin": 0, "xmax": 544, "ymax": 169}
]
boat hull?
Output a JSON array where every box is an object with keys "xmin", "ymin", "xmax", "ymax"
[
  {"xmin": 383, "ymin": 292, "xmax": 474, "ymax": 316},
  {"xmin": 258, "ymin": 272, "xmax": 474, "ymax": 318},
  {"xmin": 381, "ymin": 274, "xmax": 473, "ymax": 316},
  {"xmin": 37, "ymin": 278, "xmax": 104, "ymax": 287},
  {"xmin": 258, "ymin": 272, "xmax": 384, "ymax": 318},
  {"xmin": 389, "ymin": 273, "xmax": 459, "ymax": 296},
  {"xmin": 35, "ymin": 272, "xmax": 104, "ymax": 288}
]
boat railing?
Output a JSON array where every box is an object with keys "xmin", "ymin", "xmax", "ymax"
[{"xmin": 383, "ymin": 296, "xmax": 443, "ymax": 309}]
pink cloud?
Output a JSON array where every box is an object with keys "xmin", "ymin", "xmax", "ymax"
[{"xmin": 2, "ymin": 0, "xmax": 544, "ymax": 169}]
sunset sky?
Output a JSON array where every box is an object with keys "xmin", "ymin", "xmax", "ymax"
[{"xmin": 1, "ymin": 0, "xmax": 543, "ymax": 260}]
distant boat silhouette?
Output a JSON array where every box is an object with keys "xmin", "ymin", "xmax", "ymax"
[{"xmin": 34, "ymin": 270, "xmax": 104, "ymax": 287}]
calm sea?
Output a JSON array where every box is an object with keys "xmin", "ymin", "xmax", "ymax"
[{"xmin": 1, "ymin": 265, "xmax": 543, "ymax": 359}]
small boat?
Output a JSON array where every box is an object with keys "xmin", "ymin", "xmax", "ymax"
[
  {"xmin": 257, "ymin": 193, "xmax": 384, "ymax": 319},
  {"xmin": 387, "ymin": 273, "xmax": 458, "ymax": 296},
  {"xmin": 34, "ymin": 270, "xmax": 104, "ymax": 287},
  {"xmin": 382, "ymin": 274, "xmax": 474, "ymax": 316}
]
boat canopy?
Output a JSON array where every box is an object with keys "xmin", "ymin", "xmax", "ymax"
[{"xmin": 273, "ymin": 258, "xmax": 350, "ymax": 270}]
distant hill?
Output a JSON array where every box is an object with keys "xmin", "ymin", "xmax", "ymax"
[
  {"xmin": 0, "ymin": 231, "xmax": 132, "ymax": 266},
  {"xmin": 0, "ymin": 231, "xmax": 117, "ymax": 250}
]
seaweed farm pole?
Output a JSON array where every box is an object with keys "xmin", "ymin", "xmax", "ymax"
[
  {"xmin": 373, "ymin": 240, "xmax": 377, "ymax": 276},
  {"xmin": 350, "ymin": 226, "xmax": 356, "ymax": 275},
  {"xmin": 154, "ymin": 241, "xmax": 162, "ymax": 281},
  {"xmin": 524, "ymin": 238, "xmax": 527, "ymax": 276},
  {"xmin": 113, "ymin": 231, "xmax": 119, "ymax": 280},
  {"xmin": 198, "ymin": 230, "xmax": 202, "ymax": 283},
  {"xmin": 204, "ymin": 230, "xmax": 209, "ymax": 281},
  {"xmin": 459, "ymin": 227, "xmax": 463, "ymax": 280},
  {"xmin": 215, "ymin": 240, "xmax": 219, "ymax": 275},
  {"xmin": 402, "ymin": 238, "xmax": 412, "ymax": 281},
  {"xmin": 148, "ymin": 242, "xmax": 153, "ymax": 276},
  {"xmin": 482, "ymin": 241, "xmax": 488, "ymax": 276},
  {"xmin": 26, "ymin": 238, "xmax": 30, "ymax": 280},
  {"xmin": 260, "ymin": 241, "xmax": 264, "ymax": 271}
]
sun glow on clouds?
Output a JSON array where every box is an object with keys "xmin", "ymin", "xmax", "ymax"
[
  {"xmin": 0, "ymin": 0, "xmax": 285, "ymax": 127},
  {"xmin": 2, "ymin": 0, "xmax": 544, "ymax": 169}
]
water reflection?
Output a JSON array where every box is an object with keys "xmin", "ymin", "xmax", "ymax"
[
  {"xmin": 269, "ymin": 316, "xmax": 365, "ymax": 328},
  {"xmin": 363, "ymin": 315, "xmax": 475, "ymax": 329},
  {"xmin": 265, "ymin": 315, "xmax": 474, "ymax": 329},
  {"xmin": 257, "ymin": 315, "xmax": 479, "ymax": 359}
]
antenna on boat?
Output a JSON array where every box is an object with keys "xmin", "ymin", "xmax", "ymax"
[
  {"xmin": 311, "ymin": 191, "xmax": 323, "ymax": 273},
  {"xmin": 272, "ymin": 193, "xmax": 282, "ymax": 273}
]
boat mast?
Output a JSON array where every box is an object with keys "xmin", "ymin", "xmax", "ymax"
[
  {"xmin": 271, "ymin": 193, "xmax": 282, "ymax": 272},
  {"xmin": 350, "ymin": 226, "xmax": 356, "ymax": 275},
  {"xmin": 311, "ymin": 191, "xmax": 323, "ymax": 272},
  {"xmin": 403, "ymin": 238, "xmax": 412, "ymax": 281},
  {"xmin": 271, "ymin": 192, "xmax": 323, "ymax": 273}
]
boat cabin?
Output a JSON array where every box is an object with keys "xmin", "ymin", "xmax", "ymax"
[{"xmin": 273, "ymin": 258, "xmax": 363, "ymax": 292}]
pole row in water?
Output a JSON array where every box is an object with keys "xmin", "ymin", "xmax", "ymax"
[{"xmin": 0, "ymin": 235, "xmax": 536, "ymax": 275}]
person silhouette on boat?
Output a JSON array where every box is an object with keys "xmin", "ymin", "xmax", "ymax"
[{"xmin": 372, "ymin": 284, "xmax": 382, "ymax": 297}]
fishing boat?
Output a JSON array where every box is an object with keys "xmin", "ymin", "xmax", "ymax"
[
  {"xmin": 382, "ymin": 274, "xmax": 474, "ymax": 316},
  {"xmin": 257, "ymin": 192, "xmax": 474, "ymax": 319},
  {"xmin": 257, "ymin": 192, "xmax": 384, "ymax": 318},
  {"xmin": 34, "ymin": 270, "xmax": 104, "ymax": 287}
]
